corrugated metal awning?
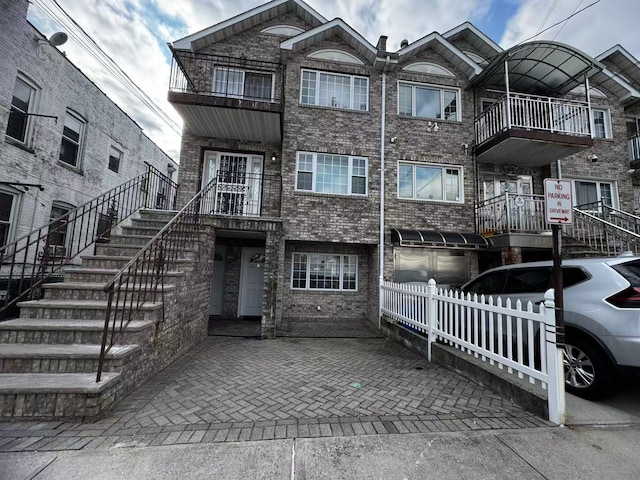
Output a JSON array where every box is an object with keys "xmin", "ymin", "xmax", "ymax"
[
  {"xmin": 471, "ymin": 41, "xmax": 602, "ymax": 96},
  {"xmin": 391, "ymin": 229, "xmax": 492, "ymax": 249}
]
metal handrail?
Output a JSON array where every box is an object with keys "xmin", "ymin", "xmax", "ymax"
[
  {"xmin": 0, "ymin": 164, "xmax": 177, "ymax": 319},
  {"xmin": 568, "ymin": 208, "xmax": 640, "ymax": 256},
  {"xmin": 96, "ymin": 178, "xmax": 218, "ymax": 382},
  {"xmin": 169, "ymin": 49, "xmax": 283, "ymax": 103}
]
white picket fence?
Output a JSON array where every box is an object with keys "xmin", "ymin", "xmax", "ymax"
[{"xmin": 380, "ymin": 279, "xmax": 565, "ymax": 424}]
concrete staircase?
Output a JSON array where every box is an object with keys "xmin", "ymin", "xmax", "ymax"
[{"xmin": 0, "ymin": 212, "xmax": 193, "ymax": 421}]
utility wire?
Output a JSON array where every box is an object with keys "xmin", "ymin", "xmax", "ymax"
[
  {"xmin": 31, "ymin": 0, "xmax": 181, "ymax": 135},
  {"xmin": 552, "ymin": 0, "xmax": 585, "ymax": 41},
  {"xmin": 515, "ymin": 0, "xmax": 602, "ymax": 46},
  {"xmin": 533, "ymin": 0, "xmax": 559, "ymax": 40}
]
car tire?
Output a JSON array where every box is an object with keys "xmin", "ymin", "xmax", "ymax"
[{"xmin": 563, "ymin": 335, "xmax": 616, "ymax": 400}]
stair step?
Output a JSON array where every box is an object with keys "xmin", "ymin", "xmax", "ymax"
[
  {"xmin": 64, "ymin": 268, "xmax": 184, "ymax": 283},
  {"xmin": 94, "ymin": 243, "xmax": 197, "ymax": 258},
  {"xmin": 16, "ymin": 299, "xmax": 163, "ymax": 321},
  {"xmin": 80, "ymin": 255, "xmax": 193, "ymax": 270},
  {"xmin": 0, "ymin": 318, "xmax": 154, "ymax": 345},
  {"xmin": 0, "ymin": 344, "xmax": 141, "ymax": 373},
  {"xmin": 41, "ymin": 281, "xmax": 175, "ymax": 301},
  {"xmin": 110, "ymin": 234, "xmax": 155, "ymax": 246},
  {"xmin": 0, "ymin": 372, "xmax": 121, "ymax": 420}
]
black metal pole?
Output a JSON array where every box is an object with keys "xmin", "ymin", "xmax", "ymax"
[{"xmin": 552, "ymin": 224, "xmax": 565, "ymax": 344}]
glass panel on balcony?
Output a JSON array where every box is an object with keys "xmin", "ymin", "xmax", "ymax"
[{"xmin": 213, "ymin": 68, "xmax": 273, "ymax": 101}]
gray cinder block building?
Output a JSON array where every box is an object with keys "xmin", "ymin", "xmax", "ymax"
[{"xmin": 0, "ymin": 0, "xmax": 178, "ymax": 253}]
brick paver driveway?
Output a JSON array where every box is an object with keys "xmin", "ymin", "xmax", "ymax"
[{"xmin": 0, "ymin": 337, "xmax": 550, "ymax": 452}]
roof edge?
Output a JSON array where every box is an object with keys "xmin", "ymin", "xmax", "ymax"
[
  {"xmin": 172, "ymin": 0, "xmax": 327, "ymax": 51},
  {"xmin": 442, "ymin": 21, "xmax": 503, "ymax": 54}
]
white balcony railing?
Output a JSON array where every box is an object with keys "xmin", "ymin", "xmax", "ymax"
[
  {"xmin": 476, "ymin": 193, "xmax": 547, "ymax": 234},
  {"xmin": 475, "ymin": 94, "xmax": 591, "ymax": 146}
]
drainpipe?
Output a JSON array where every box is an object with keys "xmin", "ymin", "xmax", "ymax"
[{"xmin": 379, "ymin": 56, "xmax": 390, "ymax": 329}]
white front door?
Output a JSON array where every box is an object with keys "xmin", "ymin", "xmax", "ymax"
[
  {"xmin": 202, "ymin": 151, "xmax": 264, "ymax": 216},
  {"xmin": 239, "ymin": 247, "xmax": 265, "ymax": 317},
  {"xmin": 209, "ymin": 246, "xmax": 226, "ymax": 316}
]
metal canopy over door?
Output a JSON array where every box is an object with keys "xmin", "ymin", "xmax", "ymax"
[
  {"xmin": 239, "ymin": 247, "xmax": 265, "ymax": 317},
  {"xmin": 202, "ymin": 151, "xmax": 264, "ymax": 216}
]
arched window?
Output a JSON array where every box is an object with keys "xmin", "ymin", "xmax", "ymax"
[
  {"xmin": 307, "ymin": 49, "xmax": 364, "ymax": 65},
  {"xmin": 402, "ymin": 62, "xmax": 455, "ymax": 77}
]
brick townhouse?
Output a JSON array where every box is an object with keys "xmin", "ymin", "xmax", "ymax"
[
  {"xmin": 167, "ymin": 0, "xmax": 640, "ymax": 337},
  {"xmin": 0, "ymin": 0, "xmax": 178, "ymax": 256}
]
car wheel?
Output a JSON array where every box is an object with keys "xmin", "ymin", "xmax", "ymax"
[{"xmin": 563, "ymin": 336, "xmax": 616, "ymax": 400}]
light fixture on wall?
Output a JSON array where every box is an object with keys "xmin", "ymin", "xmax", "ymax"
[
  {"xmin": 390, "ymin": 136, "xmax": 398, "ymax": 144},
  {"xmin": 591, "ymin": 154, "xmax": 598, "ymax": 163},
  {"xmin": 426, "ymin": 121, "xmax": 439, "ymax": 133},
  {"xmin": 271, "ymin": 153, "xmax": 277, "ymax": 162}
]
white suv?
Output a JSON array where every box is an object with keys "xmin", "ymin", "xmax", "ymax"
[{"xmin": 461, "ymin": 256, "xmax": 640, "ymax": 399}]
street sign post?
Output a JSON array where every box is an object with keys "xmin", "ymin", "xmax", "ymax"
[{"xmin": 543, "ymin": 178, "xmax": 568, "ymax": 346}]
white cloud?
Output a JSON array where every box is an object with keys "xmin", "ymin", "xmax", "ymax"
[{"xmin": 501, "ymin": 0, "xmax": 640, "ymax": 58}]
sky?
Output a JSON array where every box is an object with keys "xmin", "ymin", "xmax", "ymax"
[{"xmin": 28, "ymin": 0, "xmax": 640, "ymax": 163}]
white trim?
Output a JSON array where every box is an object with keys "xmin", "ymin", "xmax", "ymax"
[
  {"xmin": 397, "ymin": 161, "xmax": 465, "ymax": 204},
  {"xmin": 402, "ymin": 62, "xmax": 455, "ymax": 77},
  {"xmin": 290, "ymin": 252, "xmax": 358, "ymax": 291},
  {"xmin": 59, "ymin": 109, "xmax": 86, "ymax": 169},
  {"xmin": 397, "ymin": 33, "xmax": 482, "ymax": 76},
  {"xmin": 307, "ymin": 49, "xmax": 364, "ymax": 65},
  {"xmin": 442, "ymin": 22, "xmax": 503, "ymax": 55},
  {"xmin": 299, "ymin": 69, "xmax": 369, "ymax": 111},
  {"xmin": 568, "ymin": 178, "xmax": 618, "ymax": 209},
  {"xmin": 6, "ymin": 73, "xmax": 40, "ymax": 146},
  {"xmin": 0, "ymin": 185, "xmax": 23, "ymax": 248},
  {"xmin": 601, "ymin": 68, "xmax": 640, "ymax": 99},
  {"xmin": 295, "ymin": 151, "xmax": 368, "ymax": 196},
  {"xmin": 592, "ymin": 107, "xmax": 613, "ymax": 139},
  {"xmin": 463, "ymin": 51, "xmax": 488, "ymax": 66},
  {"xmin": 173, "ymin": 0, "xmax": 327, "ymax": 50},
  {"xmin": 280, "ymin": 18, "xmax": 377, "ymax": 56},
  {"xmin": 397, "ymin": 80, "xmax": 462, "ymax": 122},
  {"xmin": 261, "ymin": 25, "xmax": 305, "ymax": 36}
]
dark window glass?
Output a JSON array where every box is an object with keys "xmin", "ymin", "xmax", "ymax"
[
  {"xmin": 562, "ymin": 267, "xmax": 590, "ymax": 288},
  {"xmin": 6, "ymin": 79, "xmax": 34, "ymax": 143},
  {"xmin": 108, "ymin": 147, "xmax": 121, "ymax": 173},
  {"xmin": 0, "ymin": 192, "xmax": 15, "ymax": 247},
  {"xmin": 59, "ymin": 113, "xmax": 84, "ymax": 167},
  {"xmin": 463, "ymin": 271, "xmax": 508, "ymax": 295},
  {"xmin": 49, "ymin": 205, "xmax": 71, "ymax": 248},
  {"xmin": 504, "ymin": 268, "xmax": 552, "ymax": 293},
  {"xmin": 612, "ymin": 260, "xmax": 640, "ymax": 287}
]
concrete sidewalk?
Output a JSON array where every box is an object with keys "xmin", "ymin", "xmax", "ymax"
[{"xmin": 2, "ymin": 425, "xmax": 638, "ymax": 479}]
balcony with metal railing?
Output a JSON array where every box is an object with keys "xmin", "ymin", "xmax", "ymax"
[
  {"xmin": 474, "ymin": 94, "xmax": 594, "ymax": 166},
  {"xmin": 168, "ymin": 49, "xmax": 283, "ymax": 143}
]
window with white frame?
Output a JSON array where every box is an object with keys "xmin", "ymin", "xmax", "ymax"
[
  {"xmin": 59, "ymin": 110, "xmax": 86, "ymax": 168},
  {"xmin": 108, "ymin": 146, "xmax": 122, "ymax": 173},
  {"xmin": 573, "ymin": 180, "xmax": 617, "ymax": 209},
  {"xmin": 6, "ymin": 76, "xmax": 37, "ymax": 144},
  {"xmin": 592, "ymin": 108, "xmax": 612, "ymax": 139},
  {"xmin": 296, "ymin": 152, "xmax": 367, "ymax": 196},
  {"xmin": 398, "ymin": 162, "xmax": 463, "ymax": 203},
  {"xmin": 213, "ymin": 67, "xmax": 273, "ymax": 101},
  {"xmin": 291, "ymin": 253, "xmax": 357, "ymax": 291},
  {"xmin": 300, "ymin": 69, "xmax": 368, "ymax": 111},
  {"xmin": 398, "ymin": 82, "xmax": 460, "ymax": 121},
  {"xmin": 0, "ymin": 188, "xmax": 20, "ymax": 248},
  {"xmin": 48, "ymin": 202, "xmax": 74, "ymax": 257}
]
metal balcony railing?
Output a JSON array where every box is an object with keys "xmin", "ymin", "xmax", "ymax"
[
  {"xmin": 200, "ymin": 171, "xmax": 281, "ymax": 218},
  {"xmin": 475, "ymin": 94, "xmax": 591, "ymax": 146},
  {"xmin": 476, "ymin": 193, "xmax": 547, "ymax": 234},
  {"xmin": 169, "ymin": 50, "xmax": 282, "ymax": 104},
  {"xmin": 0, "ymin": 163, "xmax": 177, "ymax": 319},
  {"xmin": 476, "ymin": 194, "xmax": 640, "ymax": 256}
]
